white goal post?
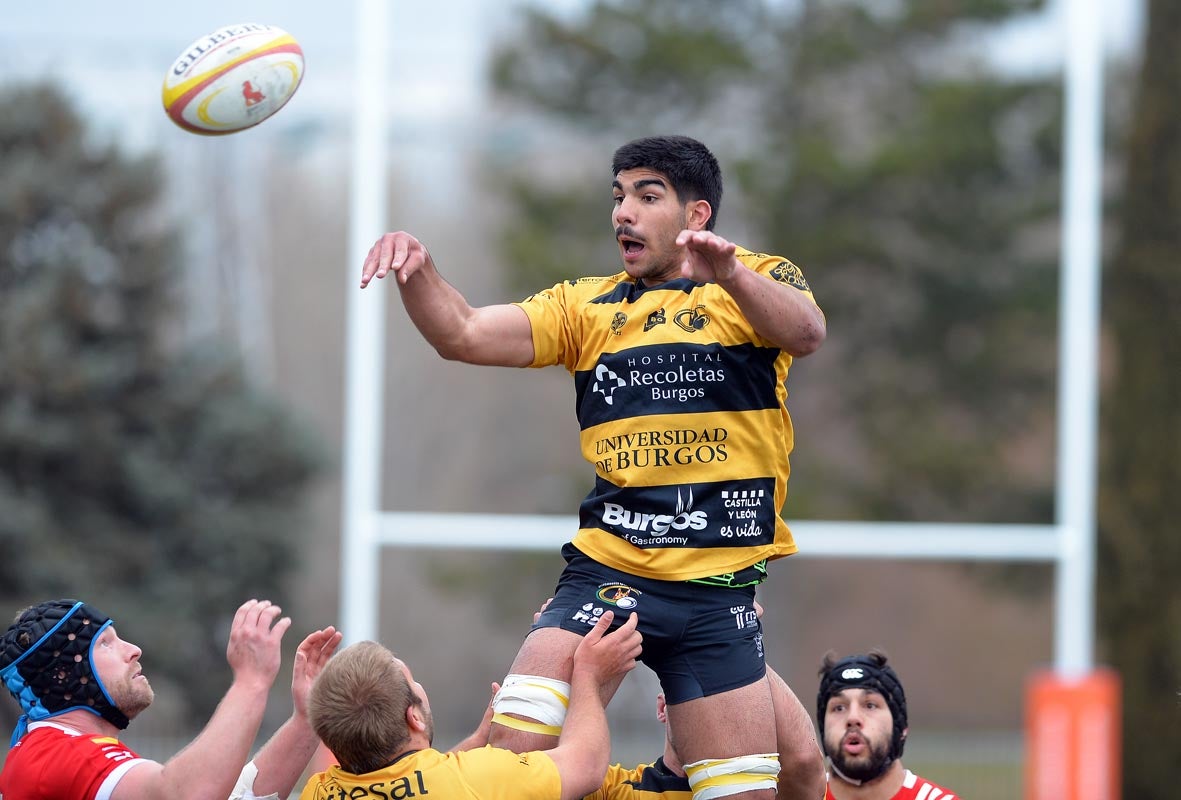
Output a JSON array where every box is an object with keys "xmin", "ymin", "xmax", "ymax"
[{"xmin": 339, "ymin": 0, "xmax": 1105, "ymax": 679}]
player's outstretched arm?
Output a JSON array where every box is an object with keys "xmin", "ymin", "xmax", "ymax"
[
  {"xmin": 547, "ymin": 611, "xmax": 643, "ymax": 800},
  {"xmin": 234, "ymin": 626, "xmax": 343, "ymax": 800},
  {"xmin": 359, "ymin": 231, "xmax": 535, "ymax": 366},
  {"xmin": 112, "ymin": 600, "xmax": 290, "ymax": 800},
  {"xmin": 676, "ymin": 229, "xmax": 826, "ymax": 357}
]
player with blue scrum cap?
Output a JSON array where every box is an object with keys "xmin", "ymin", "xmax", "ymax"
[{"xmin": 0, "ymin": 597, "xmax": 340, "ymax": 800}]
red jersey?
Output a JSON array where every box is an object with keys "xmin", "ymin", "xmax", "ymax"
[
  {"xmin": 825, "ymin": 769, "xmax": 958, "ymax": 800},
  {"xmin": 0, "ymin": 721, "xmax": 148, "ymax": 800}
]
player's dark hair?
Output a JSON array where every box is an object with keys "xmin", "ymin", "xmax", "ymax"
[{"xmin": 612, "ymin": 135, "xmax": 722, "ymax": 230}]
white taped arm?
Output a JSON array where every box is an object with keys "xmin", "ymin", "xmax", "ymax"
[{"xmin": 228, "ymin": 761, "xmax": 281, "ymax": 800}]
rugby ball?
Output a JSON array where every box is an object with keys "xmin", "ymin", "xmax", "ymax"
[{"xmin": 162, "ymin": 23, "xmax": 304, "ymax": 135}]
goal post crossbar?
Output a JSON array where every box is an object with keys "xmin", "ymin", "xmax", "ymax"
[{"xmin": 372, "ymin": 513, "xmax": 1063, "ymax": 562}]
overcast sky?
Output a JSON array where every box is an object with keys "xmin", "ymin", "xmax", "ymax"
[
  {"xmin": 0, "ymin": 1, "xmax": 518, "ymax": 152},
  {"xmin": 0, "ymin": 1, "xmax": 1146, "ymax": 125}
]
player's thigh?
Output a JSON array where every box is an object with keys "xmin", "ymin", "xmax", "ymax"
[
  {"xmin": 505, "ymin": 625, "xmax": 583, "ymax": 677},
  {"xmin": 768, "ymin": 666, "xmax": 821, "ymax": 759},
  {"xmin": 664, "ymin": 675, "xmax": 776, "ymax": 762}
]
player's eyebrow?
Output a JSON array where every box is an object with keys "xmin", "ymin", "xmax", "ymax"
[{"xmin": 612, "ymin": 178, "xmax": 668, "ymax": 192}]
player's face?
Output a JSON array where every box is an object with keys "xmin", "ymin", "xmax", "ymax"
[
  {"xmin": 397, "ymin": 658, "xmax": 435, "ymax": 745},
  {"xmin": 612, "ymin": 168, "xmax": 693, "ymax": 284},
  {"xmin": 92, "ymin": 626, "xmax": 154, "ymax": 719},
  {"xmin": 823, "ymin": 688, "xmax": 893, "ymax": 783}
]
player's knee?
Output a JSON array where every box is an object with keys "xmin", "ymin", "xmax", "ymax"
[
  {"xmin": 684, "ymin": 753, "xmax": 781, "ymax": 800},
  {"xmin": 490, "ymin": 673, "xmax": 571, "ymax": 737},
  {"xmin": 779, "ymin": 736, "xmax": 824, "ymax": 776},
  {"xmin": 777, "ymin": 743, "xmax": 825, "ymax": 799}
]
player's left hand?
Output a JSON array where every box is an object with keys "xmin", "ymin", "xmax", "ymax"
[
  {"xmin": 291, "ymin": 626, "xmax": 343, "ymax": 720},
  {"xmin": 676, "ymin": 229, "xmax": 739, "ymax": 284},
  {"xmin": 533, "ymin": 597, "xmax": 554, "ymax": 625}
]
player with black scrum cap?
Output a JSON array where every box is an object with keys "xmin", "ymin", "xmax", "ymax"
[{"xmin": 816, "ymin": 650, "xmax": 959, "ymax": 800}]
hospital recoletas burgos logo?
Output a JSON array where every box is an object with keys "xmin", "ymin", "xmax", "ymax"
[
  {"xmin": 591, "ymin": 364, "xmax": 626, "ymax": 405},
  {"xmin": 589, "ymin": 348, "xmax": 728, "ymax": 412},
  {"xmin": 596, "ymin": 583, "xmax": 640, "ymax": 609}
]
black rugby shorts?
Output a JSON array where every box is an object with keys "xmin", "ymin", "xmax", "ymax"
[{"xmin": 532, "ymin": 543, "xmax": 766, "ymax": 704}]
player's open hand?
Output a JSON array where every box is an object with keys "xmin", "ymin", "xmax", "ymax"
[
  {"xmin": 361, "ymin": 231, "xmax": 434, "ymax": 288},
  {"xmin": 291, "ymin": 626, "xmax": 343, "ymax": 720},
  {"xmin": 225, "ymin": 599, "xmax": 291, "ymax": 691},
  {"xmin": 676, "ymin": 229, "xmax": 739, "ymax": 285}
]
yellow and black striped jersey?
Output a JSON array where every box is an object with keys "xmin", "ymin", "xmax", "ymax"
[
  {"xmin": 300, "ymin": 747, "xmax": 561, "ymax": 800},
  {"xmin": 585, "ymin": 758, "xmax": 692, "ymax": 800},
  {"xmin": 515, "ymin": 247, "xmax": 820, "ymax": 582}
]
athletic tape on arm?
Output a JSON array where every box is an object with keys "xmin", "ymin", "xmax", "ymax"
[{"xmin": 228, "ymin": 760, "xmax": 281, "ymax": 800}]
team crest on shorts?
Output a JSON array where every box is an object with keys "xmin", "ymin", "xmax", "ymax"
[{"xmin": 596, "ymin": 583, "xmax": 641, "ymax": 609}]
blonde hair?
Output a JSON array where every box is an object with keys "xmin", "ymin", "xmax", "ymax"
[{"xmin": 308, "ymin": 640, "xmax": 419, "ymax": 774}]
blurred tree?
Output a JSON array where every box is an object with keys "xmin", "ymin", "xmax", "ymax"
[
  {"xmin": 1098, "ymin": 0, "xmax": 1181, "ymax": 794},
  {"xmin": 487, "ymin": 0, "xmax": 1062, "ymax": 525},
  {"xmin": 0, "ymin": 83, "xmax": 324, "ymax": 729}
]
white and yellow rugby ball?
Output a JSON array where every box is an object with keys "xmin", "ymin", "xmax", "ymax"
[{"xmin": 162, "ymin": 23, "xmax": 304, "ymax": 135}]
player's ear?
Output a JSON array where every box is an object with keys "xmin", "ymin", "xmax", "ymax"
[
  {"xmin": 407, "ymin": 704, "xmax": 427, "ymax": 733},
  {"xmin": 685, "ymin": 199, "xmax": 712, "ymax": 231}
]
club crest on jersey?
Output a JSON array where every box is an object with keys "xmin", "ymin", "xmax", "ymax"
[
  {"xmin": 674, "ymin": 304, "xmax": 711, "ymax": 333},
  {"xmin": 596, "ymin": 583, "xmax": 641, "ymax": 609},
  {"xmin": 644, "ymin": 308, "xmax": 667, "ymax": 332},
  {"xmin": 770, "ymin": 261, "xmax": 811, "ymax": 291},
  {"xmin": 611, "ymin": 312, "xmax": 628, "ymax": 335}
]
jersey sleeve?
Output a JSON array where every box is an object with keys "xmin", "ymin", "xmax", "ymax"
[
  {"xmin": 514, "ymin": 282, "xmax": 580, "ymax": 371},
  {"xmin": 738, "ymin": 249, "xmax": 820, "ymax": 307}
]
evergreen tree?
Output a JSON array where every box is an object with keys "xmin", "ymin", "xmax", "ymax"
[{"xmin": 0, "ymin": 83, "xmax": 323, "ymax": 727}]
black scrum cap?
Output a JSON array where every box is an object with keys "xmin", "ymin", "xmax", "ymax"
[
  {"xmin": 1, "ymin": 599, "xmax": 130, "ymax": 745},
  {"xmin": 817, "ymin": 653, "xmax": 908, "ymax": 760}
]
